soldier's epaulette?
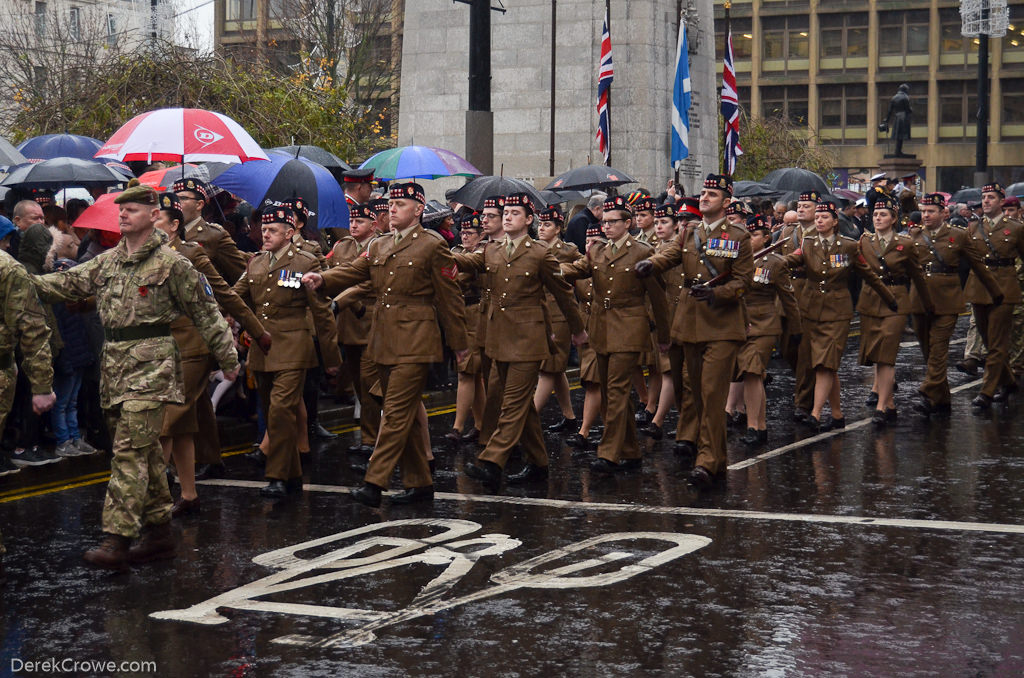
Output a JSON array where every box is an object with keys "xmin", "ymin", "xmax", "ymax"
[
  {"xmin": 177, "ymin": 240, "xmax": 202, "ymax": 254},
  {"xmin": 420, "ymin": 228, "xmax": 447, "ymax": 243},
  {"xmin": 839, "ymin": 234, "xmax": 857, "ymax": 243},
  {"xmin": 948, "ymin": 223, "xmax": 967, "ymax": 232},
  {"xmin": 291, "ymin": 247, "xmax": 318, "ymax": 264},
  {"xmin": 630, "ymin": 238, "xmax": 655, "ymax": 252}
]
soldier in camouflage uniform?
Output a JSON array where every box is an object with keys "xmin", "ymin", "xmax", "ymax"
[
  {"xmin": 33, "ymin": 182, "xmax": 239, "ymax": 572},
  {"xmin": 0, "ymin": 250, "xmax": 56, "ymax": 578}
]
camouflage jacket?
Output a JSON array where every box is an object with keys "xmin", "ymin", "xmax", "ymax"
[
  {"xmin": 0, "ymin": 250, "xmax": 52, "ymax": 394},
  {"xmin": 33, "ymin": 229, "xmax": 238, "ymax": 408}
]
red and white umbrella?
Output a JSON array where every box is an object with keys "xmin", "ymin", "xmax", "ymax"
[{"xmin": 94, "ymin": 108, "xmax": 268, "ymax": 164}]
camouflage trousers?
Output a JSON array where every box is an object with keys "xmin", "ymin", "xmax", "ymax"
[
  {"xmin": 1012, "ymin": 263, "xmax": 1024, "ymax": 376},
  {"xmin": 102, "ymin": 400, "xmax": 172, "ymax": 539},
  {"xmin": 0, "ymin": 366, "xmax": 13, "ymax": 557},
  {"xmin": 964, "ymin": 306, "xmax": 989, "ymax": 361}
]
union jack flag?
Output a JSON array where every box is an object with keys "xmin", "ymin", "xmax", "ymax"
[
  {"xmin": 721, "ymin": 28, "xmax": 743, "ymax": 174},
  {"xmin": 596, "ymin": 11, "xmax": 613, "ymax": 163}
]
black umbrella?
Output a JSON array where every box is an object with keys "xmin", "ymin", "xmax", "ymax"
[
  {"xmin": 0, "ymin": 137, "xmax": 27, "ymax": 167},
  {"xmin": 762, "ymin": 167, "xmax": 830, "ymax": 194},
  {"xmin": 539, "ymin": 189, "xmax": 586, "ymax": 205},
  {"xmin": 450, "ymin": 176, "xmax": 546, "ymax": 211},
  {"xmin": 732, "ymin": 180, "xmax": 784, "ymax": 200},
  {"xmin": 951, "ymin": 187, "xmax": 982, "ymax": 204},
  {"xmin": 1004, "ymin": 182, "xmax": 1024, "ymax": 198},
  {"xmin": 545, "ymin": 164, "xmax": 636, "ymax": 191},
  {"xmin": 0, "ymin": 157, "xmax": 129, "ymax": 189},
  {"xmin": 272, "ymin": 146, "xmax": 352, "ymax": 172}
]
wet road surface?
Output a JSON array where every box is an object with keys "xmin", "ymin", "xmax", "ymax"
[{"xmin": 2, "ymin": 316, "xmax": 1024, "ymax": 677}]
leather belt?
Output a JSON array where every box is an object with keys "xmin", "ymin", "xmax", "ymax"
[
  {"xmin": 378, "ymin": 294, "xmax": 433, "ymax": 305},
  {"xmin": 790, "ymin": 271, "xmax": 807, "ymax": 280},
  {"xmin": 984, "ymin": 257, "xmax": 1015, "ymax": 267},
  {"xmin": 103, "ymin": 323, "xmax": 171, "ymax": 342},
  {"xmin": 881, "ymin": 276, "xmax": 909, "ymax": 286},
  {"xmin": 601, "ymin": 297, "xmax": 646, "ymax": 309}
]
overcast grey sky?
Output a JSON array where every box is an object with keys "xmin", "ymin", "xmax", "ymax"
[{"xmin": 174, "ymin": 0, "xmax": 215, "ymax": 52}]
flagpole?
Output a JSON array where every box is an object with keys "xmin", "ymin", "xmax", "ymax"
[
  {"xmin": 605, "ymin": 0, "xmax": 612, "ymax": 167},
  {"xmin": 722, "ymin": 0, "xmax": 730, "ymax": 174}
]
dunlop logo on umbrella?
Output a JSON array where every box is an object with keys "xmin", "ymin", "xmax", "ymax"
[{"xmin": 193, "ymin": 125, "xmax": 224, "ymax": 148}]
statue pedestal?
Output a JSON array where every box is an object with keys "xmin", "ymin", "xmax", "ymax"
[{"xmin": 878, "ymin": 155, "xmax": 922, "ymax": 180}]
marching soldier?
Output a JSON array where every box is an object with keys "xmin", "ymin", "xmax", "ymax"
[
  {"xmin": 856, "ymin": 196, "xmax": 933, "ymax": 426},
  {"xmin": 155, "ymin": 192, "xmax": 271, "ymax": 515},
  {"xmin": 908, "ymin": 193, "xmax": 1002, "ymax": 415},
  {"xmin": 458, "ymin": 193, "xmax": 587, "ymax": 490},
  {"xmin": 562, "ymin": 195, "xmax": 669, "ymax": 473},
  {"xmin": 448, "ymin": 213, "xmax": 488, "ymax": 442},
  {"xmin": 232, "ymin": 206, "xmax": 341, "ymax": 499},
  {"xmin": 631, "ymin": 195, "xmax": 658, "ymax": 244},
  {"xmin": 966, "ymin": 182, "xmax": 1024, "ymax": 408},
  {"xmin": 735, "ymin": 214, "xmax": 801, "ymax": 447},
  {"xmin": 628, "ymin": 195, "xmax": 661, "ymax": 428},
  {"xmin": 329, "ymin": 203, "xmax": 382, "ymax": 455},
  {"xmin": 34, "ymin": 181, "xmax": 238, "ymax": 571},
  {"xmin": 636, "ymin": 173, "xmax": 753, "ymax": 489},
  {"xmin": 302, "ymin": 182, "xmax": 468, "ymax": 507},
  {"xmin": 783, "ymin": 201, "xmax": 896, "ymax": 432},
  {"xmin": 534, "ymin": 204, "xmax": 584, "ymax": 432},
  {"xmin": 0, "ymin": 249, "xmax": 55, "ymax": 578}
]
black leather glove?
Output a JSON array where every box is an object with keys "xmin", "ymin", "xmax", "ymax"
[
  {"xmin": 690, "ymin": 283, "xmax": 715, "ymax": 305},
  {"xmin": 887, "ymin": 299, "xmax": 899, "ymax": 313},
  {"xmin": 635, "ymin": 260, "xmax": 654, "ymax": 278},
  {"xmin": 354, "ymin": 304, "xmax": 367, "ymax": 319}
]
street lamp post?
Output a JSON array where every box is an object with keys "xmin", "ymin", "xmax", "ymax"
[{"xmin": 961, "ymin": 0, "xmax": 1009, "ymax": 186}]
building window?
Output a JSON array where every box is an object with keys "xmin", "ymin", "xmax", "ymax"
[
  {"xmin": 761, "ymin": 84, "xmax": 808, "ymax": 125},
  {"xmin": 878, "ymin": 10, "xmax": 929, "ymax": 55},
  {"xmin": 226, "ymin": 0, "xmax": 257, "ymax": 22},
  {"xmin": 1002, "ymin": 77, "xmax": 1024, "ymax": 137},
  {"xmin": 819, "ymin": 12, "xmax": 868, "ymax": 71},
  {"xmin": 1003, "ymin": 15, "xmax": 1024, "ymax": 64},
  {"xmin": 938, "ymin": 80, "xmax": 977, "ymax": 139},
  {"xmin": 34, "ymin": 2, "xmax": 47, "ymax": 38},
  {"xmin": 716, "ymin": 17, "xmax": 753, "ymax": 61},
  {"xmin": 106, "ymin": 13, "xmax": 116, "ymax": 46},
  {"xmin": 819, "ymin": 84, "xmax": 867, "ymax": 142},
  {"xmin": 762, "ymin": 15, "xmax": 809, "ymax": 59},
  {"xmin": 69, "ymin": 7, "xmax": 80, "ymax": 41}
]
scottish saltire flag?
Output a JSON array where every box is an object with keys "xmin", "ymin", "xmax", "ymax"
[
  {"xmin": 671, "ymin": 19, "xmax": 692, "ymax": 166},
  {"xmin": 596, "ymin": 11, "xmax": 614, "ymax": 163},
  {"xmin": 721, "ymin": 28, "xmax": 743, "ymax": 174}
]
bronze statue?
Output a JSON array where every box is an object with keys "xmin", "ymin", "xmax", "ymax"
[{"xmin": 880, "ymin": 84, "xmax": 913, "ymax": 158}]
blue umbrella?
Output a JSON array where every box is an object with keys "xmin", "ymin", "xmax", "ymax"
[
  {"xmin": 211, "ymin": 151, "xmax": 349, "ymax": 230},
  {"xmin": 18, "ymin": 133, "xmax": 103, "ymax": 161}
]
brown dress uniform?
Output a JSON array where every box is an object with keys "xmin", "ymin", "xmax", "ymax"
[
  {"xmin": 855, "ymin": 232, "xmax": 932, "ymax": 366},
  {"xmin": 907, "ymin": 222, "xmax": 1001, "ymax": 408},
  {"xmin": 964, "ymin": 214, "xmax": 1024, "ymax": 398},
  {"xmin": 562, "ymin": 236, "xmax": 669, "ymax": 465},
  {"xmin": 232, "ymin": 246, "xmax": 341, "ymax": 484},
  {"xmin": 455, "ymin": 236, "xmax": 584, "ymax": 472},
  {"xmin": 184, "ymin": 217, "xmax": 248, "ymax": 284},
  {"xmin": 451, "ymin": 242, "xmax": 487, "ymax": 376},
  {"xmin": 318, "ymin": 223, "xmax": 468, "ymax": 490},
  {"xmin": 785, "ymin": 233, "xmax": 895, "ymax": 373},
  {"xmin": 776, "ymin": 222, "xmax": 817, "ymax": 413},
  {"xmin": 643, "ymin": 217, "xmax": 754, "ymax": 476},
  {"xmin": 541, "ymin": 238, "xmax": 584, "ymax": 373},
  {"xmin": 329, "ymin": 234, "xmax": 381, "ymax": 448},
  {"xmin": 737, "ymin": 252, "xmax": 801, "ymax": 379},
  {"xmin": 163, "ymin": 236, "xmax": 265, "ymax": 438}
]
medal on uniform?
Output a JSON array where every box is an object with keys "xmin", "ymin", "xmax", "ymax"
[
  {"xmin": 707, "ymin": 238, "xmax": 740, "ymax": 259},
  {"xmin": 830, "ymin": 254, "xmax": 849, "ymax": 268},
  {"xmin": 278, "ymin": 270, "xmax": 287, "ymax": 287},
  {"xmin": 290, "ymin": 272, "xmax": 302, "ymax": 288},
  {"xmin": 754, "ymin": 266, "xmax": 771, "ymax": 284}
]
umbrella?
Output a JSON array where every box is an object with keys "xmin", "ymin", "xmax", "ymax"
[
  {"xmin": 1005, "ymin": 182, "xmax": 1024, "ymax": 197},
  {"xmin": 360, "ymin": 145, "xmax": 481, "ymax": 181},
  {"xmin": 762, "ymin": 167, "xmax": 830, "ymax": 194},
  {"xmin": 0, "ymin": 157, "xmax": 130, "ymax": 189},
  {"xmin": 732, "ymin": 180, "xmax": 784, "ymax": 200},
  {"xmin": 69, "ymin": 193, "xmax": 120, "ymax": 233},
  {"xmin": 272, "ymin": 145, "xmax": 351, "ymax": 172},
  {"xmin": 18, "ymin": 133, "xmax": 103, "ymax": 161},
  {"xmin": 539, "ymin": 189, "xmax": 586, "ymax": 205},
  {"xmin": 0, "ymin": 137, "xmax": 27, "ymax": 166},
  {"xmin": 449, "ymin": 176, "xmax": 546, "ymax": 211},
  {"xmin": 544, "ymin": 165, "xmax": 636, "ymax": 191},
  {"xmin": 950, "ymin": 187, "xmax": 981, "ymax": 204},
  {"xmin": 95, "ymin": 108, "xmax": 268, "ymax": 164},
  {"xmin": 138, "ymin": 163, "xmax": 212, "ymax": 188},
  {"xmin": 832, "ymin": 188, "xmax": 863, "ymax": 202},
  {"xmin": 212, "ymin": 153, "xmax": 348, "ymax": 230}
]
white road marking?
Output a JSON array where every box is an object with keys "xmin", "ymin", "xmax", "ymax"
[
  {"xmin": 899, "ymin": 336, "xmax": 968, "ymax": 348},
  {"xmin": 728, "ymin": 377, "xmax": 984, "ymax": 471},
  {"xmin": 198, "ymin": 476, "xmax": 1024, "ymax": 535}
]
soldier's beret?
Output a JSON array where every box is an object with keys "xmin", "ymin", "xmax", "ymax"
[
  {"xmin": 920, "ymin": 193, "xmax": 946, "ymax": 208},
  {"xmin": 261, "ymin": 206, "xmax": 297, "ymax": 228},
  {"xmin": 284, "ymin": 197, "xmax": 309, "ymax": 221},
  {"xmin": 115, "ymin": 179, "xmax": 158, "ymax": 206},
  {"xmin": 350, "ymin": 203, "xmax": 373, "ymax": 220},
  {"xmin": 538, "ymin": 205, "xmax": 564, "ymax": 222},
  {"xmin": 585, "ymin": 223, "xmax": 604, "ymax": 238},
  {"xmin": 872, "ymin": 195, "xmax": 899, "ymax": 214},
  {"xmin": 982, "ymin": 182, "xmax": 1005, "ymax": 197},
  {"xmin": 460, "ymin": 213, "xmax": 484, "ymax": 230},
  {"xmin": 369, "ymin": 197, "xmax": 390, "ymax": 213},
  {"xmin": 342, "ymin": 168, "xmax": 375, "ymax": 183},
  {"xmin": 679, "ymin": 197, "xmax": 702, "ymax": 220},
  {"xmin": 798, "ymin": 190, "xmax": 821, "ymax": 203},
  {"xmin": 158, "ymin": 192, "xmax": 182, "ymax": 212},
  {"xmin": 725, "ymin": 200, "xmax": 751, "ymax": 217},
  {"xmin": 746, "ymin": 214, "xmax": 770, "ymax": 233},
  {"xmin": 632, "ymin": 196, "xmax": 657, "ymax": 213},
  {"xmin": 654, "ymin": 202, "xmax": 677, "ymax": 218},
  {"xmin": 171, "ymin": 177, "xmax": 210, "ymax": 201},
  {"xmin": 703, "ymin": 173, "xmax": 733, "ymax": 195},
  {"xmin": 389, "ymin": 181, "xmax": 425, "ymax": 204},
  {"xmin": 482, "ymin": 195, "xmax": 504, "ymax": 210},
  {"xmin": 815, "ymin": 200, "xmax": 838, "ymax": 217},
  {"xmin": 1003, "ymin": 196, "xmax": 1020, "ymax": 207},
  {"xmin": 603, "ymin": 195, "xmax": 631, "ymax": 214},
  {"xmin": 503, "ymin": 192, "xmax": 535, "ymax": 213}
]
